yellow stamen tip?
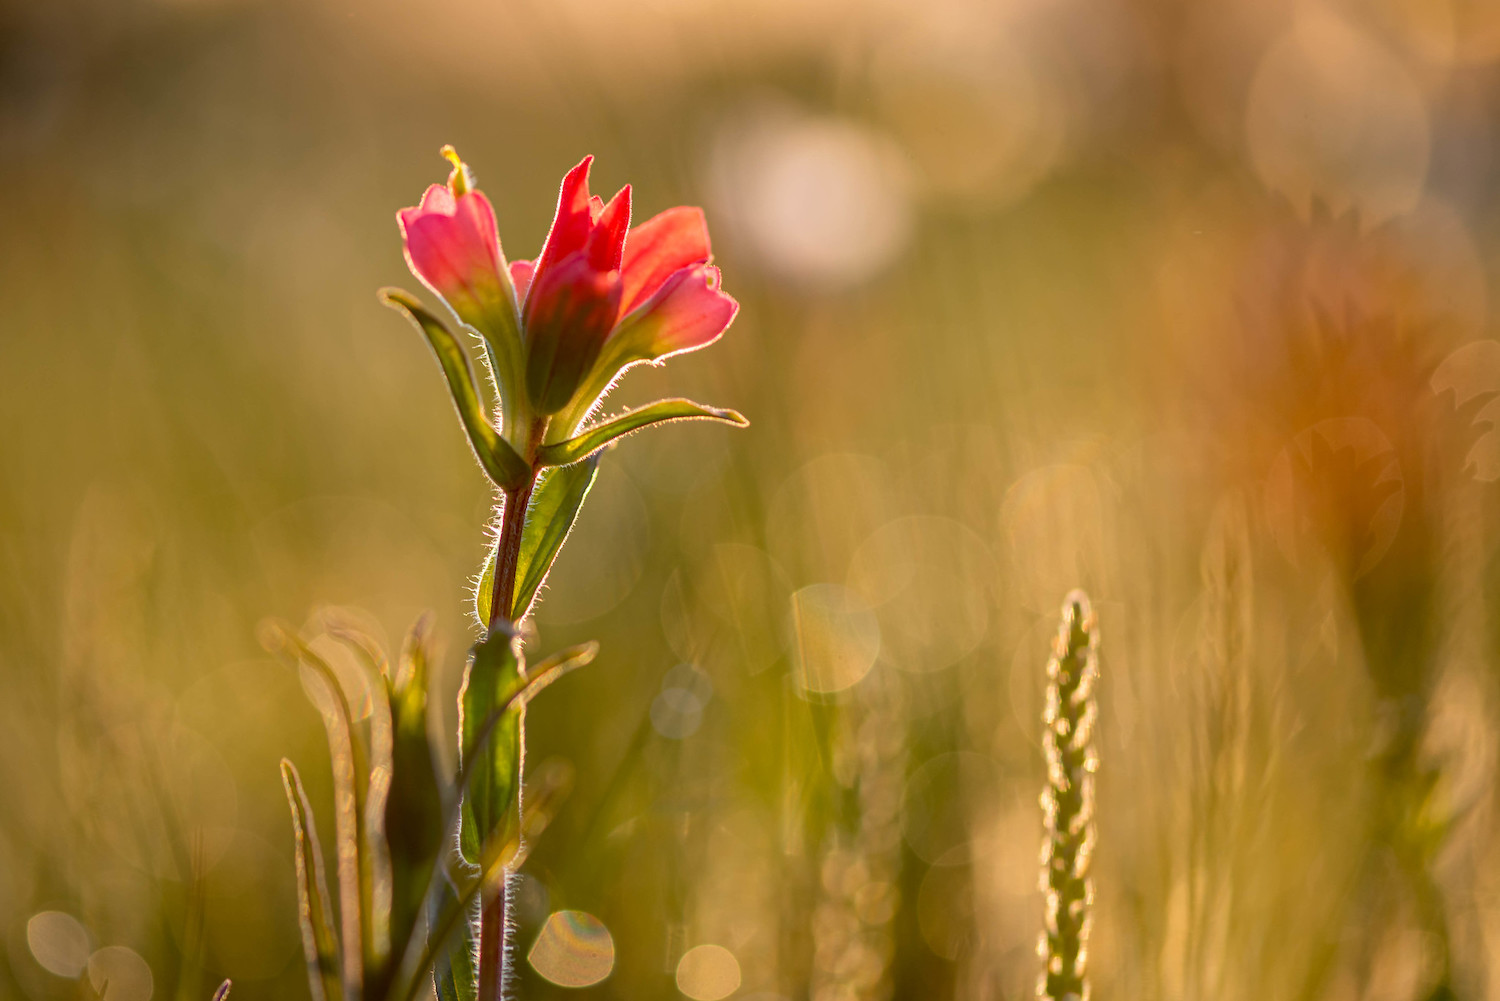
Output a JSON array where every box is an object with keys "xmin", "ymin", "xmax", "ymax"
[{"xmin": 441, "ymin": 145, "xmax": 471, "ymax": 195}]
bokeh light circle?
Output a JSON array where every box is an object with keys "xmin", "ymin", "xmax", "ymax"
[
  {"xmin": 652, "ymin": 686, "xmax": 707, "ymax": 740},
  {"xmin": 1246, "ymin": 6, "xmax": 1430, "ymax": 224},
  {"xmin": 1433, "ymin": 340, "xmax": 1500, "ymax": 483},
  {"xmin": 27, "ymin": 911, "xmax": 91, "ymax": 977},
  {"xmin": 901, "ymin": 752, "xmax": 1004, "ymax": 866},
  {"xmin": 710, "ymin": 104, "xmax": 913, "ymax": 287},
  {"xmin": 999, "ymin": 464, "xmax": 1111, "ymax": 610},
  {"xmin": 847, "ymin": 516, "xmax": 994, "ymax": 673},
  {"xmin": 88, "ymin": 945, "xmax": 154, "ymax": 1001},
  {"xmin": 527, "ymin": 910, "xmax": 615, "ymax": 988},
  {"xmin": 675, "ymin": 944, "xmax": 742, "ymax": 1001},
  {"xmin": 789, "ymin": 583, "xmax": 881, "ymax": 695}
]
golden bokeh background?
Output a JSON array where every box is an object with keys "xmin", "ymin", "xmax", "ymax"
[{"xmin": 4, "ymin": 0, "xmax": 1500, "ymax": 999}]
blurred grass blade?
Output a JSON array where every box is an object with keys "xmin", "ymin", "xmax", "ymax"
[
  {"xmin": 380, "ymin": 287, "xmax": 529, "ymax": 491},
  {"xmin": 385, "ymin": 614, "xmax": 446, "ymax": 974},
  {"xmin": 281, "ymin": 760, "xmax": 345, "ymax": 1001},
  {"xmin": 536, "ymin": 399, "xmax": 747, "ymax": 468},
  {"xmin": 259, "ymin": 621, "xmax": 368, "ymax": 998},
  {"xmin": 513, "ymin": 456, "xmax": 600, "ymax": 619},
  {"xmin": 322, "ymin": 617, "xmax": 398, "ymax": 976}
]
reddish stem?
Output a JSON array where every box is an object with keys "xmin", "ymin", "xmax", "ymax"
[
  {"xmin": 478, "ymin": 419, "xmax": 543, "ymax": 1001},
  {"xmin": 478, "ymin": 886, "xmax": 507, "ymax": 1001},
  {"xmin": 488, "ymin": 478, "xmax": 535, "ymax": 629}
]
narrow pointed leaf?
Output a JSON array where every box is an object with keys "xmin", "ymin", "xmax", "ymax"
[
  {"xmin": 536, "ymin": 399, "xmax": 747, "ymax": 468},
  {"xmin": 473, "ymin": 545, "xmax": 497, "ymax": 628},
  {"xmin": 388, "ymin": 762, "xmax": 574, "ymax": 1001},
  {"xmin": 453, "ymin": 633, "xmax": 595, "ymax": 868},
  {"xmin": 382, "ymin": 640, "xmax": 596, "ymax": 1001},
  {"xmin": 211, "ymin": 981, "xmax": 232, "ymax": 1001},
  {"xmin": 515, "ymin": 641, "xmax": 599, "ymax": 706},
  {"xmin": 457, "ymin": 626, "xmax": 525, "ymax": 867},
  {"xmin": 380, "ymin": 288, "xmax": 529, "ymax": 490},
  {"xmin": 450, "ymin": 641, "xmax": 597, "ymax": 832},
  {"xmin": 281, "ymin": 760, "xmax": 344, "ymax": 1001},
  {"xmin": 259, "ymin": 623, "xmax": 366, "ymax": 998},
  {"xmin": 431, "ymin": 877, "xmax": 479, "ymax": 1001},
  {"xmin": 473, "ymin": 459, "xmax": 598, "ymax": 625},
  {"xmin": 513, "ymin": 456, "xmax": 600, "ymax": 619}
]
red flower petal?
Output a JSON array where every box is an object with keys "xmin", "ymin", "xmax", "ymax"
[
  {"xmin": 523, "ymin": 251, "xmax": 624, "ymax": 415},
  {"xmin": 397, "ymin": 183, "xmax": 456, "ymax": 232},
  {"xmin": 586, "ymin": 186, "xmax": 632, "ymax": 273},
  {"xmin": 529, "ymin": 156, "xmax": 596, "ymax": 302},
  {"xmin": 510, "ymin": 259, "xmax": 535, "ymax": 304},
  {"xmin": 397, "ymin": 185, "xmax": 514, "ymax": 335},
  {"xmin": 611, "ymin": 262, "xmax": 737, "ymax": 360},
  {"xmin": 619, "ymin": 206, "xmax": 712, "ymax": 316}
]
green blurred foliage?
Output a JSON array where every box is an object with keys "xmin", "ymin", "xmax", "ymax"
[{"xmin": 4, "ymin": 1, "xmax": 1500, "ymax": 1000}]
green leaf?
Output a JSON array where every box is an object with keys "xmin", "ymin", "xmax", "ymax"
[
  {"xmin": 473, "ymin": 458, "xmax": 600, "ymax": 624},
  {"xmin": 457, "ymin": 626, "xmax": 525, "ymax": 867},
  {"xmin": 521, "ymin": 641, "xmax": 600, "ymax": 700},
  {"xmin": 514, "ymin": 457, "xmax": 601, "ymax": 619},
  {"xmin": 473, "ymin": 546, "xmax": 497, "ymax": 628},
  {"xmin": 380, "ymin": 288, "xmax": 530, "ymax": 491},
  {"xmin": 431, "ymin": 878, "xmax": 478, "ymax": 1001},
  {"xmin": 453, "ymin": 632, "xmax": 598, "ymax": 868},
  {"xmin": 383, "ymin": 647, "xmax": 591, "ymax": 1001},
  {"xmin": 450, "ymin": 641, "xmax": 598, "ymax": 818},
  {"xmin": 537, "ymin": 398, "xmax": 747, "ymax": 469},
  {"xmin": 389, "ymin": 761, "xmax": 576, "ymax": 1001},
  {"xmin": 281, "ymin": 760, "xmax": 345, "ymax": 1001}
]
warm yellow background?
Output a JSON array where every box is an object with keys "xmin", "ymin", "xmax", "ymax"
[{"xmin": 3, "ymin": 1, "xmax": 1500, "ymax": 999}]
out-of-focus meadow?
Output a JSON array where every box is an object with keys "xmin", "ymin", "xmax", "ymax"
[{"xmin": 5, "ymin": 0, "xmax": 1500, "ymax": 999}]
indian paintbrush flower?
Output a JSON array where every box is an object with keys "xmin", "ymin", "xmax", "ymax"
[
  {"xmin": 387, "ymin": 147, "xmax": 743, "ymax": 480},
  {"xmin": 265, "ymin": 147, "xmax": 743, "ymax": 1001},
  {"xmin": 377, "ymin": 148, "xmax": 746, "ymax": 1001}
]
